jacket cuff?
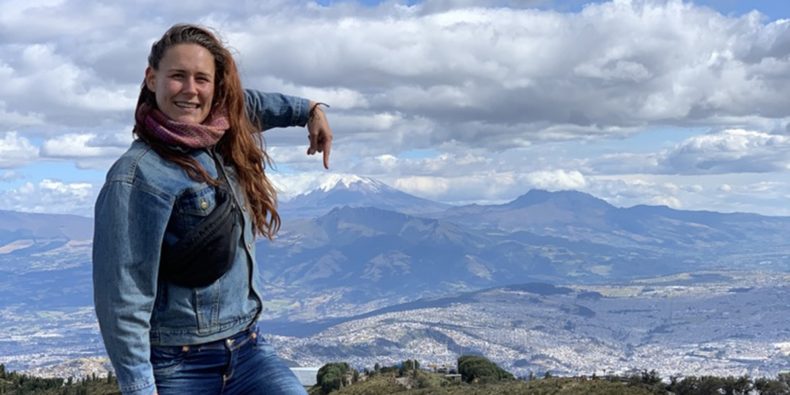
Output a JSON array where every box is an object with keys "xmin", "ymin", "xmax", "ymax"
[
  {"xmin": 118, "ymin": 376, "xmax": 156, "ymax": 395},
  {"xmin": 292, "ymin": 96, "xmax": 310, "ymax": 127}
]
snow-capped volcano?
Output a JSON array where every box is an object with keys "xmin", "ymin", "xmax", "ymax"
[
  {"xmin": 279, "ymin": 174, "xmax": 449, "ymax": 219},
  {"xmin": 316, "ymin": 174, "xmax": 387, "ymax": 193}
]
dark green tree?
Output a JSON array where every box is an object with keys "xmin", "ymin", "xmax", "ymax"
[
  {"xmin": 721, "ymin": 375, "xmax": 752, "ymax": 395},
  {"xmin": 641, "ymin": 369, "xmax": 662, "ymax": 386},
  {"xmin": 457, "ymin": 355, "xmax": 514, "ymax": 384},
  {"xmin": 778, "ymin": 372, "xmax": 790, "ymax": 388},
  {"xmin": 754, "ymin": 376, "xmax": 790, "ymax": 395},
  {"xmin": 316, "ymin": 362, "xmax": 351, "ymax": 394}
]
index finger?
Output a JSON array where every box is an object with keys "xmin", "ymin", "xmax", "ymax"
[{"xmin": 323, "ymin": 139, "xmax": 332, "ymax": 169}]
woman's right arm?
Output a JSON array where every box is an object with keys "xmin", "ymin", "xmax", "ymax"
[{"xmin": 93, "ymin": 179, "xmax": 173, "ymax": 395}]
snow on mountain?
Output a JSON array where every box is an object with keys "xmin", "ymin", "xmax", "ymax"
[
  {"xmin": 280, "ymin": 174, "xmax": 449, "ymax": 218},
  {"xmin": 316, "ymin": 174, "xmax": 386, "ymax": 193}
]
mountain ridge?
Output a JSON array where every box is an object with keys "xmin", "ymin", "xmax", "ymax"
[{"xmin": 280, "ymin": 174, "xmax": 450, "ymax": 218}]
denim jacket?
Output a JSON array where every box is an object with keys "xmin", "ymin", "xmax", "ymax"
[{"xmin": 93, "ymin": 90, "xmax": 309, "ymax": 395}]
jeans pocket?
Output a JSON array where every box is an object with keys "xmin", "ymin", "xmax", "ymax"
[{"xmin": 150, "ymin": 345, "xmax": 188, "ymax": 377}]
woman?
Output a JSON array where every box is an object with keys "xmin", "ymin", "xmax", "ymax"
[{"xmin": 93, "ymin": 24, "xmax": 332, "ymax": 395}]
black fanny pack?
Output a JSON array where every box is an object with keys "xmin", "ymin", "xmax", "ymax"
[{"xmin": 160, "ymin": 158, "xmax": 242, "ymax": 288}]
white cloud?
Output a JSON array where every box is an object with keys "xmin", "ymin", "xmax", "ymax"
[
  {"xmin": 0, "ymin": 179, "xmax": 96, "ymax": 216},
  {"xmin": 661, "ymin": 129, "xmax": 790, "ymax": 174},
  {"xmin": 524, "ymin": 169, "xmax": 587, "ymax": 190},
  {"xmin": 0, "ymin": 132, "xmax": 39, "ymax": 168},
  {"xmin": 390, "ymin": 169, "xmax": 583, "ymax": 204},
  {"xmin": 227, "ymin": 1, "xmax": 790, "ymax": 146},
  {"xmin": 40, "ymin": 133, "xmax": 128, "ymax": 159},
  {"xmin": 585, "ymin": 176, "xmax": 684, "ymax": 210},
  {"xmin": 3, "ymin": 1, "xmax": 790, "ymax": 144},
  {"xmin": 348, "ymin": 149, "xmax": 491, "ymax": 177},
  {"xmin": 393, "ymin": 176, "xmax": 452, "ymax": 200},
  {"xmin": 0, "ymin": 170, "xmax": 20, "ymax": 181},
  {"xmin": 0, "ymin": 44, "xmax": 137, "ymax": 123},
  {"xmin": 0, "ymin": 101, "xmax": 44, "ymax": 129},
  {"xmin": 584, "ymin": 128, "xmax": 790, "ymax": 175}
]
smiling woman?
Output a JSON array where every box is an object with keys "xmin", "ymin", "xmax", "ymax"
[{"xmin": 92, "ymin": 24, "xmax": 334, "ymax": 395}]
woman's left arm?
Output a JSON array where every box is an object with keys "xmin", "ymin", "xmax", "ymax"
[
  {"xmin": 243, "ymin": 89, "xmax": 333, "ymax": 169},
  {"xmin": 244, "ymin": 89, "xmax": 310, "ymax": 131}
]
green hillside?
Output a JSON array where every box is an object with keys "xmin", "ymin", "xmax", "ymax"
[{"xmin": 2, "ymin": 358, "xmax": 788, "ymax": 395}]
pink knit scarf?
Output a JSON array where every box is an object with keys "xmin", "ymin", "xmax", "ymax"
[{"xmin": 136, "ymin": 103, "xmax": 230, "ymax": 148}]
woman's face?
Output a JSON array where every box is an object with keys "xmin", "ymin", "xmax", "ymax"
[{"xmin": 145, "ymin": 43, "xmax": 216, "ymax": 124}]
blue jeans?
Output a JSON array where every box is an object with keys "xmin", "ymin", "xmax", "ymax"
[{"xmin": 151, "ymin": 326, "xmax": 307, "ymax": 395}]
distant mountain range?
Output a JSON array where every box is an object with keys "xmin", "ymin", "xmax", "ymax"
[
  {"xmin": 0, "ymin": 210, "xmax": 92, "ymax": 244},
  {"xmin": 2, "ymin": 176, "xmax": 789, "ymax": 377},
  {"xmin": 1, "ymin": 176, "xmax": 789, "ymax": 317},
  {"xmin": 258, "ymin": 177, "xmax": 790, "ymax": 320}
]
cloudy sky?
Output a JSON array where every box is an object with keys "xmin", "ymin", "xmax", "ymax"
[{"xmin": 0, "ymin": 0, "xmax": 788, "ymax": 217}]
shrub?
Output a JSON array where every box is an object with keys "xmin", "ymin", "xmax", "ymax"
[{"xmin": 457, "ymin": 355, "xmax": 514, "ymax": 384}]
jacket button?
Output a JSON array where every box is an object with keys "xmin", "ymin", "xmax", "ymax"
[
  {"xmin": 247, "ymin": 243, "xmax": 252, "ymax": 249},
  {"xmin": 200, "ymin": 200, "xmax": 208, "ymax": 209}
]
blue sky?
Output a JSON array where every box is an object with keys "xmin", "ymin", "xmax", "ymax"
[{"xmin": 0, "ymin": 0, "xmax": 788, "ymax": 216}]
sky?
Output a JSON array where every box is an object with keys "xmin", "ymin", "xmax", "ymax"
[{"xmin": 0, "ymin": 0, "xmax": 788, "ymax": 217}]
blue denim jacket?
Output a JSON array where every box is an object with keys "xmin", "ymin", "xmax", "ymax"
[{"xmin": 93, "ymin": 90, "xmax": 309, "ymax": 395}]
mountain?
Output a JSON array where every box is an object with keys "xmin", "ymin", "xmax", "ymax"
[
  {"xmin": 279, "ymin": 175, "xmax": 449, "ymax": 218},
  {"xmin": 0, "ymin": 211, "xmax": 94, "ymax": 313},
  {"xmin": 435, "ymin": 189, "xmax": 790, "ymax": 256},
  {"xmin": 262, "ymin": 206, "xmax": 499, "ymax": 291},
  {"xmin": 258, "ymin": 191, "xmax": 790, "ymax": 320},
  {"xmin": 0, "ymin": 210, "xmax": 92, "ymax": 243},
  {"xmin": 0, "ymin": 210, "xmax": 93, "ymax": 275}
]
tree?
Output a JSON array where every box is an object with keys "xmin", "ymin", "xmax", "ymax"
[
  {"xmin": 399, "ymin": 359, "xmax": 421, "ymax": 377},
  {"xmin": 697, "ymin": 376, "xmax": 724, "ymax": 394},
  {"xmin": 316, "ymin": 362, "xmax": 351, "ymax": 394},
  {"xmin": 640, "ymin": 369, "xmax": 661, "ymax": 386},
  {"xmin": 457, "ymin": 355, "xmax": 514, "ymax": 384},
  {"xmin": 755, "ymin": 376, "xmax": 790, "ymax": 395},
  {"xmin": 778, "ymin": 373, "xmax": 790, "ymax": 388},
  {"xmin": 720, "ymin": 375, "xmax": 752, "ymax": 395},
  {"xmin": 352, "ymin": 369, "xmax": 359, "ymax": 383}
]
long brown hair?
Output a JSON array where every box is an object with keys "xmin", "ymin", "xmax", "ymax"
[{"xmin": 134, "ymin": 24, "xmax": 280, "ymax": 239}]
